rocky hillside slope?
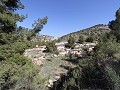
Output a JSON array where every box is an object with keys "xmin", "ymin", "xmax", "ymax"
[{"xmin": 58, "ymin": 24, "xmax": 110, "ymax": 42}]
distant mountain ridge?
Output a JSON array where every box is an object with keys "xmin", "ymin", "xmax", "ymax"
[
  {"xmin": 32, "ymin": 34, "xmax": 58, "ymax": 42},
  {"xmin": 58, "ymin": 24, "xmax": 111, "ymax": 42}
]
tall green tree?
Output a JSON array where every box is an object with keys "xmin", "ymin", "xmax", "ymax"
[
  {"xmin": 109, "ymin": 9, "xmax": 120, "ymax": 42},
  {"xmin": 32, "ymin": 16, "xmax": 48, "ymax": 34},
  {"xmin": 0, "ymin": 0, "xmax": 25, "ymax": 33},
  {"xmin": 0, "ymin": 0, "xmax": 48, "ymax": 90}
]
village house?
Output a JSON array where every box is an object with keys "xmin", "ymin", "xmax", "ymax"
[
  {"xmin": 70, "ymin": 48, "xmax": 83, "ymax": 57},
  {"xmin": 65, "ymin": 48, "xmax": 71, "ymax": 54},
  {"xmin": 74, "ymin": 43, "xmax": 84, "ymax": 49},
  {"xmin": 55, "ymin": 42, "xmax": 67, "ymax": 50},
  {"xmin": 87, "ymin": 47, "xmax": 95, "ymax": 52},
  {"xmin": 84, "ymin": 42, "xmax": 96, "ymax": 47},
  {"xmin": 35, "ymin": 45, "xmax": 46, "ymax": 51},
  {"xmin": 55, "ymin": 42, "xmax": 68, "ymax": 55}
]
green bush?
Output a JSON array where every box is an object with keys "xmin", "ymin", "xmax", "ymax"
[
  {"xmin": 85, "ymin": 36, "xmax": 94, "ymax": 42},
  {"xmin": 77, "ymin": 35, "xmax": 85, "ymax": 44},
  {"xmin": 65, "ymin": 36, "xmax": 75, "ymax": 49},
  {"xmin": 44, "ymin": 41, "xmax": 59, "ymax": 54}
]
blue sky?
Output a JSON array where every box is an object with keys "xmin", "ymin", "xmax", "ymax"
[{"xmin": 17, "ymin": 0, "xmax": 120, "ymax": 37}]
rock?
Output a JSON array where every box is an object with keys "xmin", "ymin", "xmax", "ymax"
[
  {"xmin": 46, "ymin": 79, "xmax": 54, "ymax": 87},
  {"xmin": 54, "ymin": 54, "xmax": 58, "ymax": 57},
  {"xmin": 55, "ymin": 76, "xmax": 60, "ymax": 79}
]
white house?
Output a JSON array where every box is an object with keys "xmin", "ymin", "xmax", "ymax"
[
  {"xmin": 74, "ymin": 43, "xmax": 84, "ymax": 49},
  {"xmin": 55, "ymin": 42, "xmax": 68, "ymax": 55},
  {"xmin": 35, "ymin": 45, "xmax": 46, "ymax": 51}
]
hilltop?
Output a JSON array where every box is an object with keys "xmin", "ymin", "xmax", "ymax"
[
  {"xmin": 31, "ymin": 24, "xmax": 110, "ymax": 43},
  {"xmin": 58, "ymin": 24, "xmax": 110, "ymax": 42}
]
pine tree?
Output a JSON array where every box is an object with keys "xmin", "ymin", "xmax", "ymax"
[
  {"xmin": 109, "ymin": 9, "xmax": 120, "ymax": 42},
  {"xmin": 32, "ymin": 16, "xmax": 48, "ymax": 33},
  {"xmin": 0, "ymin": 1, "xmax": 47, "ymax": 89},
  {"xmin": 0, "ymin": 0, "xmax": 25, "ymax": 33}
]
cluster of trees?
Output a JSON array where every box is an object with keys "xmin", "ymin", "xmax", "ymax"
[
  {"xmin": 65, "ymin": 35, "xmax": 94, "ymax": 49},
  {"xmin": 65, "ymin": 36, "xmax": 75, "ymax": 49},
  {"xmin": 52, "ymin": 9, "xmax": 120, "ymax": 90},
  {"xmin": 109, "ymin": 9, "xmax": 120, "ymax": 42},
  {"xmin": 0, "ymin": 0, "xmax": 48, "ymax": 90},
  {"xmin": 78, "ymin": 35, "xmax": 95, "ymax": 43},
  {"xmin": 44, "ymin": 41, "xmax": 59, "ymax": 55}
]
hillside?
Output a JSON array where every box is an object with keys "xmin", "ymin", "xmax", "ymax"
[
  {"xmin": 32, "ymin": 34, "xmax": 58, "ymax": 42},
  {"xmin": 1, "ymin": 0, "xmax": 120, "ymax": 90},
  {"xmin": 58, "ymin": 24, "xmax": 110, "ymax": 42}
]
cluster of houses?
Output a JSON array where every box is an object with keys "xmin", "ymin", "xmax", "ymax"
[
  {"xmin": 55, "ymin": 41, "xmax": 96, "ymax": 57},
  {"xmin": 24, "ymin": 41, "xmax": 97, "ymax": 88},
  {"xmin": 24, "ymin": 41, "xmax": 97, "ymax": 65},
  {"xmin": 33, "ymin": 41, "xmax": 96, "ymax": 57}
]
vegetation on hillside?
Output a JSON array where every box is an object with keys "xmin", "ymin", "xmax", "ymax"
[
  {"xmin": 65, "ymin": 36, "xmax": 75, "ymax": 49},
  {"xmin": 0, "ymin": 0, "xmax": 48, "ymax": 89},
  {"xmin": 44, "ymin": 41, "xmax": 59, "ymax": 55},
  {"xmin": 52, "ymin": 9, "xmax": 120, "ymax": 90},
  {"xmin": 58, "ymin": 24, "xmax": 110, "ymax": 42},
  {"xmin": 0, "ymin": 0, "xmax": 120, "ymax": 90},
  {"xmin": 77, "ymin": 35, "xmax": 85, "ymax": 44}
]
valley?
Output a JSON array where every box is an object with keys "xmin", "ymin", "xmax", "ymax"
[
  {"xmin": 24, "ymin": 37, "xmax": 97, "ymax": 89},
  {"xmin": 0, "ymin": 0, "xmax": 120, "ymax": 89}
]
